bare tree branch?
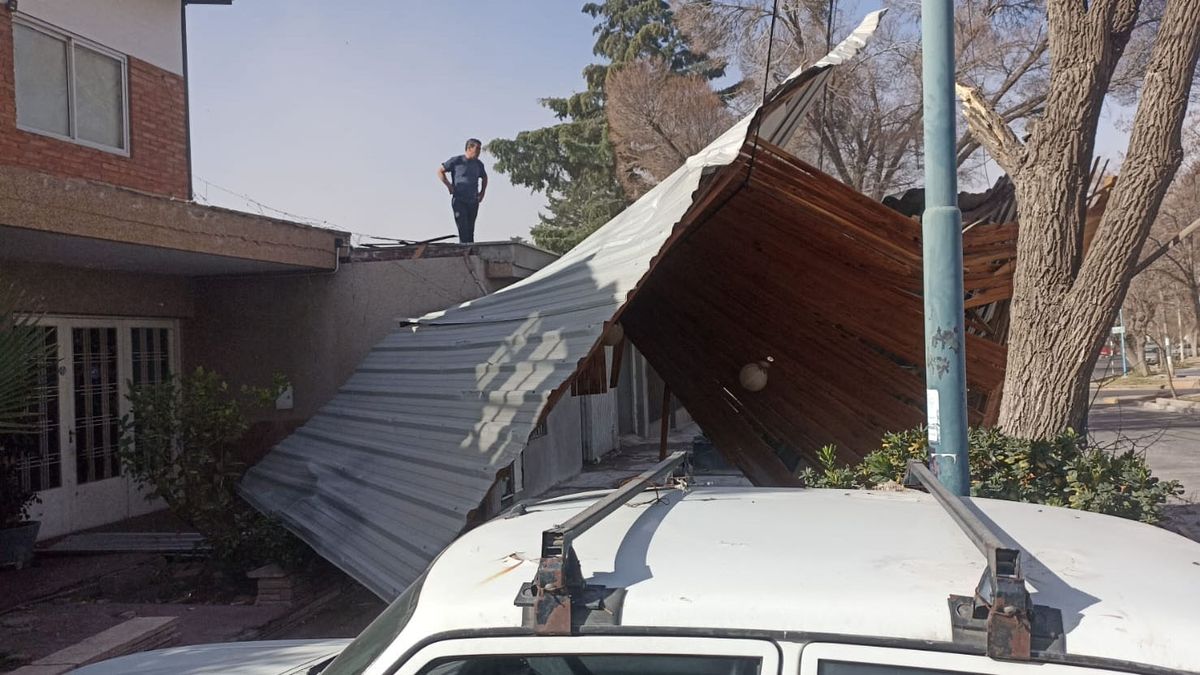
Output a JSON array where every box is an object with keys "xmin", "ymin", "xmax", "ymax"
[
  {"xmin": 1134, "ymin": 217, "xmax": 1200, "ymax": 276},
  {"xmin": 956, "ymin": 83, "xmax": 1026, "ymax": 174}
]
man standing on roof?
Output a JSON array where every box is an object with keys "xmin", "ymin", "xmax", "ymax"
[{"xmin": 438, "ymin": 138, "xmax": 488, "ymax": 244}]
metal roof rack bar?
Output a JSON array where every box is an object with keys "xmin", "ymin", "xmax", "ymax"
[
  {"xmin": 517, "ymin": 450, "xmax": 690, "ymax": 635},
  {"xmin": 905, "ymin": 460, "xmax": 1063, "ymax": 660}
]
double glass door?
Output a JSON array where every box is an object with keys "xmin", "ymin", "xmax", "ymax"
[{"xmin": 5, "ymin": 317, "xmax": 176, "ymax": 539}]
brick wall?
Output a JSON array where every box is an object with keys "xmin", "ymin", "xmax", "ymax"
[{"xmin": 0, "ymin": 8, "xmax": 189, "ymax": 199}]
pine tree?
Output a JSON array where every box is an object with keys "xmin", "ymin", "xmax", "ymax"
[{"xmin": 488, "ymin": 1, "xmax": 723, "ymax": 253}]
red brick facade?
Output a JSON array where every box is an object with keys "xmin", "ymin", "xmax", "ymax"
[{"xmin": 0, "ymin": 8, "xmax": 189, "ymax": 199}]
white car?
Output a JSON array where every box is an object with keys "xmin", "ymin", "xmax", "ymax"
[{"xmin": 77, "ymin": 454, "xmax": 1200, "ymax": 674}]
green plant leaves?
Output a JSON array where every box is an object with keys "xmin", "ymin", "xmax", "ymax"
[
  {"xmin": 798, "ymin": 427, "xmax": 1183, "ymax": 523},
  {"xmin": 119, "ymin": 367, "xmax": 309, "ymax": 574}
]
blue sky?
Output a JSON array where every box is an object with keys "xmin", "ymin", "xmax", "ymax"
[
  {"xmin": 185, "ymin": 2, "xmax": 598, "ymax": 243},
  {"xmin": 185, "ymin": 2, "xmax": 1135, "ymax": 244}
]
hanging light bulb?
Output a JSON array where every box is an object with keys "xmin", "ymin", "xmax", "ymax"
[
  {"xmin": 739, "ymin": 358, "xmax": 773, "ymax": 392},
  {"xmin": 602, "ymin": 322, "xmax": 625, "ymax": 346}
]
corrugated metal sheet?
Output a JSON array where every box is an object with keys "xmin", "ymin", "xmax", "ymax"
[{"xmin": 240, "ymin": 12, "xmax": 885, "ymax": 601}]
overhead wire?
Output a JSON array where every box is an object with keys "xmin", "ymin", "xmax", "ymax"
[
  {"xmin": 743, "ymin": 0, "xmax": 781, "ymax": 188},
  {"xmin": 194, "ymin": 176, "xmax": 342, "ymax": 229}
]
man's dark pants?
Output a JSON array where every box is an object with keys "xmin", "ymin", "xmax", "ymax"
[{"xmin": 452, "ymin": 196, "xmax": 479, "ymax": 243}]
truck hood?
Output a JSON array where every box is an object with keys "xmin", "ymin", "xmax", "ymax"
[{"xmin": 71, "ymin": 638, "xmax": 351, "ymax": 675}]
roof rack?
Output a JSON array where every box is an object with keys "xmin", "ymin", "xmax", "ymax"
[
  {"xmin": 904, "ymin": 460, "xmax": 1064, "ymax": 660},
  {"xmin": 515, "ymin": 450, "xmax": 690, "ymax": 635}
]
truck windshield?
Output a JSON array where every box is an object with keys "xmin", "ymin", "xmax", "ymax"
[{"xmin": 321, "ymin": 570, "xmax": 428, "ymax": 675}]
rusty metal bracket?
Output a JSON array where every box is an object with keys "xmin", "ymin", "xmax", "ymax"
[
  {"xmin": 515, "ymin": 450, "xmax": 690, "ymax": 635},
  {"xmin": 905, "ymin": 460, "xmax": 1064, "ymax": 660}
]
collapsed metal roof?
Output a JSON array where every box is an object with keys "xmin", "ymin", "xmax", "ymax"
[{"xmin": 242, "ymin": 12, "xmax": 982, "ymax": 601}]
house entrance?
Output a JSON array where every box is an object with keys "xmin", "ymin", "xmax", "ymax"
[{"xmin": 4, "ymin": 316, "xmax": 177, "ymax": 539}]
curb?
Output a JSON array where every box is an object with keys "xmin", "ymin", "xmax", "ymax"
[
  {"xmin": 1137, "ymin": 397, "xmax": 1200, "ymax": 413},
  {"xmin": 1098, "ymin": 393, "xmax": 1159, "ymax": 405}
]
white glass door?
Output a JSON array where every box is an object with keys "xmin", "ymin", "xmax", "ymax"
[
  {"xmin": 66, "ymin": 321, "xmax": 126, "ymax": 532},
  {"xmin": 20, "ymin": 316, "xmax": 177, "ymax": 539}
]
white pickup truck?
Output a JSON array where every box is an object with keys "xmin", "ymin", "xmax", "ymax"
[{"xmin": 76, "ymin": 454, "xmax": 1200, "ymax": 674}]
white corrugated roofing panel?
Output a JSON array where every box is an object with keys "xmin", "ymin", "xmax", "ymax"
[{"xmin": 241, "ymin": 12, "xmax": 886, "ymax": 601}]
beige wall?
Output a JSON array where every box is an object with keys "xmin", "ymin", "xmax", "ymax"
[
  {"xmin": 4, "ymin": 259, "xmax": 193, "ymax": 318},
  {"xmin": 183, "ymin": 255, "xmax": 507, "ymax": 458}
]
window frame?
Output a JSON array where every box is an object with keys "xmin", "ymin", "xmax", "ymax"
[
  {"xmin": 12, "ymin": 14, "xmax": 130, "ymax": 156},
  {"xmin": 798, "ymin": 643, "xmax": 1127, "ymax": 675},
  {"xmin": 384, "ymin": 635, "xmax": 781, "ymax": 675}
]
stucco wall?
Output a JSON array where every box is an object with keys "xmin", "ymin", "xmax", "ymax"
[
  {"xmin": 183, "ymin": 255, "xmax": 504, "ymax": 458},
  {"xmin": 4, "ymin": 259, "xmax": 193, "ymax": 318}
]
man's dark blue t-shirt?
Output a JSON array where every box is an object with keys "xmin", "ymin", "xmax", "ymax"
[{"xmin": 442, "ymin": 155, "xmax": 487, "ymax": 201}]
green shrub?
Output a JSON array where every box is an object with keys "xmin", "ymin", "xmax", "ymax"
[
  {"xmin": 798, "ymin": 427, "xmax": 1183, "ymax": 524},
  {"xmin": 119, "ymin": 367, "xmax": 310, "ymax": 575},
  {"xmin": 0, "ymin": 283, "xmax": 53, "ymax": 529}
]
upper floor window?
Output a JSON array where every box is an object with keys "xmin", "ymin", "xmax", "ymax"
[{"xmin": 12, "ymin": 17, "xmax": 128, "ymax": 154}]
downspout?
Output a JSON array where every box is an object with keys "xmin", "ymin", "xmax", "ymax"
[
  {"xmin": 180, "ymin": 0, "xmax": 194, "ymax": 201},
  {"xmin": 921, "ymin": 0, "xmax": 970, "ymax": 494}
]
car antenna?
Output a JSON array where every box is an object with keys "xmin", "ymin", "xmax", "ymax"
[
  {"xmin": 904, "ymin": 460, "xmax": 1064, "ymax": 660},
  {"xmin": 515, "ymin": 450, "xmax": 690, "ymax": 635}
]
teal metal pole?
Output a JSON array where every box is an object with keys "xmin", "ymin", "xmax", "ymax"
[
  {"xmin": 921, "ymin": 0, "xmax": 970, "ymax": 495},
  {"xmin": 1119, "ymin": 310, "xmax": 1129, "ymax": 375}
]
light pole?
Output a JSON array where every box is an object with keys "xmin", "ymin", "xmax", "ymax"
[{"xmin": 921, "ymin": 0, "xmax": 970, "ymax": 495}]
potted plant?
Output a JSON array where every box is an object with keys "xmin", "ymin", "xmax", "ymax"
[
  {"xmin": 0, "ymin": 452, "xmax": 40, "ymax": 568},
  {"xmin": 0, "ymin": 283, "xmax": 51, "ymax": 569}
]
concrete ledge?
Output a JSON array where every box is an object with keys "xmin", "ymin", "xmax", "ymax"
[
  {"xmin": 1135, "ymin": 396, "xmax": 1200, "ymax": 412},
  {"xmin": 0, "ymin": 166, "xmax": 345, "ymax": 270},
  {"xmin": 1143, "ymin": 397, "xmax": 1200, "ymax": 413},
  {"xmin": 1097, "ymin": 393, "xmax": 1159, "ymax": 405},
  {"xmin": 14, "ymin": 616, "xmax": 178, "ymax": 674}
]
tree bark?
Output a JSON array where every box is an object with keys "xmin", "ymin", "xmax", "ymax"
[
  {"xmin": 976, "ymin": 0, "xmax": 1200, "ymax": 438},
  {"xmin": 1125, "ymin": 331, "xmax": 1151, "ymax": 376}
]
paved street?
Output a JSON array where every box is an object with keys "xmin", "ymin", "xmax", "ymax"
[
  {"xmin": 1088, "ymin": 402, "xmax": 1200, "ymax": 501},
  {"xmin": 1090, "ymin": 355, "xmax": 1124, "ymax": 381},
  {"xmin": 1087, "ymin": 398, "xmax": 1200, "ymax": 542}
]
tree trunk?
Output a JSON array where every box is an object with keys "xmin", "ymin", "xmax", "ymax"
[
  {"xmin": 1126, "ymin": 333, "xmax": 1151, "ymax": 376},
  {"xmin": 997, "ymin": 284, "xmax": 1104, "ymax": 435},
  {"xmin": 991, "ymin": 0, "xmax": 1200, "ymax": 438},
  {"xmin": 1189, "ymin": 286, "xmax": 1200, "ymax": 357}
]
